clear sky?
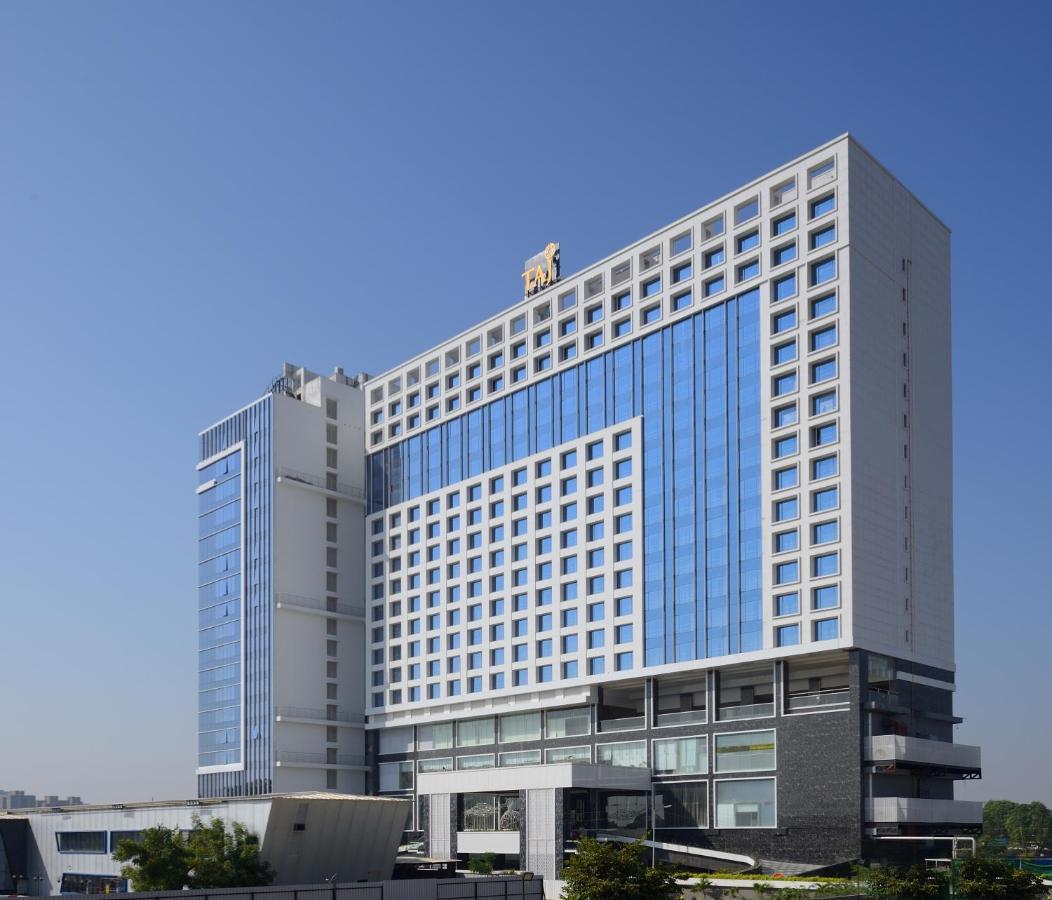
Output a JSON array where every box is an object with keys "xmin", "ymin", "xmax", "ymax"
[{"xmin": 1, "ymin": 1, "xmax": 1049, "ymax": 805}]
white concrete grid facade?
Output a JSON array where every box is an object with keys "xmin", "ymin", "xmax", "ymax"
[{"xmin": 365, "ymin": 135, "xmax": 875, "ymax": 723}]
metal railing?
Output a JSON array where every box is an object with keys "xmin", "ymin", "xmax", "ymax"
[
  {"xmin": 277, "ymin": 466, "xmax": 366, "ymax": 501},
  {"xmin": 866, "ymin": 735, "xmax": 981, "ymax": 770},
  {"xmin": 786, "ymin": 688, "xmax": 851, "ymax": 711},
  {"xmin": 717, "ymin": 701, "xmax": 775, "ymax": 721},
  {"xmin": 275, "ymin": 706, "xmax": 366, "ymax": 725},
  {"xmin": 596, "ymin": 715, "xmax": 645, "ymax": 733},
  {"xmin": 276, "ymin": 750, "xmax": 367, "ymax": 768},
  {"xmin": 654, "ymin": 709, "xmax": 707, "ymax": 727},
  {"xmin": 276, "ymin": 592, "xmax": 366, "ymax": 619},
  {"xmin": 866, "ymin": 797, "xmax": 984, "ymax": 824}
]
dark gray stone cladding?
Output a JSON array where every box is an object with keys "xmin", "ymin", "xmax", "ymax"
[{"xmin": 371, "ymin": 649, "xmax": 962, "ymax": 866}]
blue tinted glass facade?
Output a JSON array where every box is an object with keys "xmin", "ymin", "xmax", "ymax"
[
  {"xmin": 368, "ymin": 290, "xmax": 761, "ymax": 664},
  {"xmin": 197, "ymin": 396, "xmax": 273, "ymax": 798}
]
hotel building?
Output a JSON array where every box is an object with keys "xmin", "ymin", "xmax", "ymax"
[{"xmin": 195, "ymin": 135, "xmax": 981, "ymax": 875}]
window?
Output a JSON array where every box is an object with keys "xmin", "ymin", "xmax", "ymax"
[
  {"xmin": 703, "ymin": 214, "xmax": 724, "ymax": 239},
  {"xmin": 378, "ymin": 760, "xmax": 414, "ymax": 792},
  {"xmin": 613, "ymin": 317, "xmax": 631, "ymax": 338},
  {"xmin": 596, "ymin": 740, "xmax": 646, "ymax": 767},
  {"xmin": 547, "ymin": 745, "xmax": 590, "ymax": 763},
  {"xmin": 810, "ymin": 223, "xmax": 836, "ymax": 249},
  {"xmin": 810, "ymin": 256, "xmax": 836, "ymax": 285},
  {"xmin": 811, "ymin": 455, "xmax": 838, "ymax": 480},
  {"xmin": 735, "ymin": 197, "xmax": 759, "ymax": 225},
  {"xmin": 812, "ymin": 551, "xmax": 840, "ymax": 577},
  {"xmin": 499, "ymin": 710, "xmax": 542, "ymax": 743},
  {"xmin": 772, "ymin": 340, "xmax": 797, "ymax": 366},
  {"xmin": 772, "ymin": 211, "xmax": 796, "ymax": 236},
  {"xmin": 812, "ymin": 421, "xmax": 838, "ymax": 447},
  {"xmin": 813, "ymin": 584, "xmax": 840, "ymax": 610},
  {"xmin": 672, "ymin": 261, "xmax": 692, "ymax": 283},
  {"xmin": 774, "ymin": 530, "xmax": 798, "ymax": 553},
  {"xmin": 641, "ymin": 276, "xmax": 661, "ymax": 298},
  {"xmin": 736, "ymin": 258, "xmax": 760, "ymax": 282},
  {"xmin": 418, "ymin": 757, "xmax": 453, "ymax": 773},
  {"xmin": 810, "ymin": 292, "xmax": 837, "ymax": 319},
  {"xmin": 810, "ymin": 193, "xmax": 836, "ymax": 219},
  {"xmin": 776, "ymin": 623, "xmax": 801, "ymax": 646},
  {"xmin": 653, "ymin": 736, "xmax": 708, "ymax": 775},
  {"xmin": 56, "ymin": 832, "xmax": 107, "ymax": 853},
  {"xmin": 813, "ymin": 520, "xmax": 839, "ymax": 545},
  {"xmin": 671, "ymin": 231, "xmax": 692, "ymax": 256},
  {"xmin": 654, "ymin": 781, "xmax": 708, "ymax": 829},
  {"xmin": 773, "ymin": 404, "xmax": 797, "ymax": 428},
  {"xmin": 703, "ymin": 246, "xmax": 725, "ymax": 268},
  {"xmin": 772, "ymin": 242, "xmax": 797, "ymax": 266},
  {"xmin": 774, "ymin": 560, "xmax": 799, "ymax": 584},
  {"xmin": 811, "ymin": 358, "xmax": 837, "ymax": 384},
  {"xmin": 715, "ymin": 778, "xmax": 776, "ymax": 828},
  {"xmin": 642, "ymin": 304, "xmax": 661, "ymax": 325},
  {"xmin": 811, "ymin": 390, "xmax": 838, "ymax": 416},
  {"xmin": 546, "ymin": 706, "xmax": 590, "ymax": 738},
  {"xmin": 772, "ymin": 308, "xmax": 797, "ymax": 334},
  {"xmin": 704, "ymin": 274, "xmax": 725, "ymax": 296},
  {"xmin": 773, "ymin": 273, "xmax": 796, "ymax": 302},
  {"xmin": 715, "ymin": 730, "xmax": 776, "ymax": 772},
  {"xmin": 814, "ymin": 617, "xmax": 840, "ymax": 641},
  {"xmin": 774, "ymin": 591, "xmax": 799, "ymax": 616},
  {"xmin": 811, "ymin": 324, "xmax": 837, "ymax": 351},
  {"xmin": 457, "ymin": 754, "xmax": 495, "ymax": 770},
  {"xmin": 772, "ymin": 372, "xmax": 797, "ymax": 397},
  {"xmin": 774, "ymin": 466, "xmax": 798, "ymax": 490},
  {"xmin": 457, "ymin": 716, "xmax": 495, "ymax": 747},
  {"xmin": 672, "ymin": 289, "xmax": 693, "ymax": 311},
  {"xmin": 736, "ymin": 230, "xmax": 759, "ymax": 253},
  {"xmin": 812, "ymin": 486, "xmax": 839, "ymax": 512},
  {"xmin": 808, "ymin": 158, "xmax": 836, "ymax": 188},
  {"xmin": 773, "ymin": 434, "xmax": 798, "ymax": 459}
]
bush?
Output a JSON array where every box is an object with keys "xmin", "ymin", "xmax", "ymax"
[
  {"xmin": 561, "ymin": 837, "xmax": 680, "ymax": 900},
  {"xmin": 956, "ymin": 856, "xmax": 1046, "ymax": 898}
]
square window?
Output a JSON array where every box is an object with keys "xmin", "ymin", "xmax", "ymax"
[
  {"xmin": 772, "ymin": 308, "xmax": 797, "ymax": 334},
  {"xmin": 773, "ymin": 403, "xmax": 798, "ymax": 428},
  {"xmin": 810, "ymin": 193, "xmax": 836, "ymax": 219},
  {"xmin": 811, "ymin": 455, "xmax": 838, "ymax": 480},
  {"xmin": 613, "ymin": 317, "xmax": 631, "ymax": 338},
  {"xmin": 703, "ymin": 246, "xmax": 725, "ymax": 269},
  {"xmin": 671, "ymin": 231, "xmax": 692, "ymax": 256},
  {"xmin": 813, "ymin": 584, "xmax": 840, "ymax": 610},
  {"xmin": 814, "ymin": 617, "xmax": 840, "ymax": 641},
  {"xmin": 775, "ymin": 591, "xmax": 800, "ymax": 616},
  {"xmin": 810, "ymin": 224, "xmax": 836, "ymax": 249},
  {"xmin": 672, "ymin": 261, "xmax": 692, "ymax": 283},
  {"xmin": 642, "ymin": 304, "xmax": 661, "ymax": 325},
  {"xmin": 704, "ymin": 274, "xmax": 725, "ymax": 296},
  {"xmin": 776, "ymin": 623, "xmax": 801, "ymax": 646},
  {"xmin": 774, "ymin": 465, "xmax": 798, "ymax": 490},
  {"xmin": 703, "ymin": 214, "xmax": 724, "ymax": 240},
  {"xmin": 774, "ymin": 530, "xmax": 798, "ymax": 553},
  {"xmin": 813, "ymin": 520, "xmax": 839, "ymax": 545},
  {"xmin": 773, "ymin": 273, "xmax": 797, "ymax": 303},
  {"xmin": 810, "ymin": 324, "xmax": 837, "ymax": 351},
  {"xmin": 772, "ymin": 340, "xmax": 797, "ymax": 366},
  {"xmin": 672, "ymin": 289, "xmax": 693, "ymax": 311},
  {"xmin": 811, "ymin": 390, "xmax": 838, "ymax": 416},
  {"xmin": 736, "ymin": 230, "xmax": 759, "ymax": 254},
  {"xmin": 772, "ymin": 211, "xmax": 797, "ymax": 236},
  {"xmin": 810, "ymin": 292, "xmax": 837, "ymax": 319},
  {"xmin": 810, "ymin": 256, "xmax": 836, "ymax": 286},
  {"xmin": 737, "ymin": 259, "xmax": 760, "ymax": 282},
  {"xmin": 774, "ymin": 496, "xmax": 799, "ymax": 521},
  {"xmin": 773, "ymin": 434, "xmax": 798, "ymax": 458},
  {"xmin": 735, "ymin": 197, "xmax": 759, "ymax": 225},
  {"xmin": 641, "ymin": 276, "xmax": 661, "ymax": 298},
  {"xmin": 772, "ymin": 242, "xmax": 797, "ymax": 266}
]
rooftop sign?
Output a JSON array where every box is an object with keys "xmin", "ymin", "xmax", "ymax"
[{"xmin": 522, "ymin": 242, "xmax": 560, "ymax": 298}]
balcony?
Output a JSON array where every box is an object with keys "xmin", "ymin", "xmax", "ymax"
[
  {"xmin": 276, "ymin": 467, "xmax": 365, "ymax": 504},
  {"xmin": 786, "ymin": 688, "xmax": 850, "ymax": 712},
  {"xmin": 866, "ymin": 735, "xmax": 981, "ymax": 777},
  {"xmin": 275, "ymin": 706, "xmax": 365, "ymax": 726},
  {"xmin": 866, "ymin": 797, "xmax": 983, "ymax": 825},
  {"xmin": 866, "ymin": 688, "xmax": 907, "ymax": 713},
  {"xmin": 275, "ymin": 750, "xmax": 367, "ymax": 770},
  {"xmin": 718, "ymin": 701, "xmax": 775, "ymax": 722},
  {"xmin": 276, "ymin": 592, "xmax": 365, "ymax": 620}
]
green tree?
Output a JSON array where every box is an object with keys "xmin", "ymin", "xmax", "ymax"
[
  {"xmin": 1005, "ymin": 802, "xmax": 1052, "ymax": 853},
  {"xmin": 112, "ymin": 825, "xmax": 191, "ymax": 891},
  {"xmin": 856, "ymin": 863, "xmax": 947, "ymax": 898},
  {"xmin": 185, "ymin": 816, "xmax": 275, "ymax": 888},
  {"xmin": 981, "ymin": 800, "xmax": 1018, "ymax": 856},
  {"xmin": 956, "ymin": 856, "xmax": 1046, "ymax": 899},
  {"xmin": 561, "ymin": 837, "xmax": 680, "ymax": 900},
  {"xmin": 112, "ymin": 817, "xmax": 274, "ymax": 890}
]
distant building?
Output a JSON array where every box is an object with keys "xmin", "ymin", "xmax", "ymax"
[
  {"xmin": 0, "ymin": 792, "xmax": 409, "ymax": 895},
  {"xmin": 0, "ymin": 791, "xmax": 36, "ymax": 811}
]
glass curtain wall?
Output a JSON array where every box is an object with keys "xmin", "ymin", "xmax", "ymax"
[{"xmin": 368, "ymin": 291, "xmax": 761, "ymax": 665}]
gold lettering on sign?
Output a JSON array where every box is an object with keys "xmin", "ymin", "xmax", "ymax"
[{"xmin": 522, "ymin": 242, "xmax": 560, "ymax": 297}]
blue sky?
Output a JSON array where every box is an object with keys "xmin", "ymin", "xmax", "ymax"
[{"xmin": 0, "ymin": 1, "xmax": 1048, "ymax": 804}]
